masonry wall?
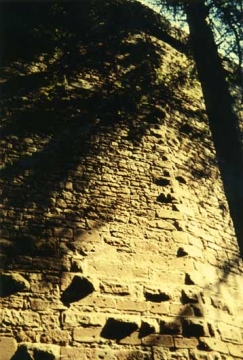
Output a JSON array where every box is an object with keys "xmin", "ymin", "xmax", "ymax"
[{"xmin": 1, "ymin": 3, "xmax": 243, "ymax": 359}]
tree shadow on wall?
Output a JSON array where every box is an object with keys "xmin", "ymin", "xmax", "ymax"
[
  {"xmin": 1, "ymin": 2, "xmax": 242, "ymax": 358},
  {"xmin": 0, "ymin": 0, "xmax": 190, "ymax": 267}
]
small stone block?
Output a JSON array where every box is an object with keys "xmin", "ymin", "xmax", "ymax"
[
  {"xmin": 156, "ymin": 209, "xmax": 183, "ymax": 220},
  {"xmin": 150, "ymin": 302, "xmax": 169, "ymax": 315},
  {"xmin": 118, "ymin": 331, "xmax": 142, "ymax": 345},
  {"xmin": 174, "ymin": 337, "xmax": 199, "ymax": 349},
  {"xmin": 73, "ymin": 327, "xmax": 101, "ymax": 343},
  {"xmin": 60, "ymin": 346, "xmax": 86, "ymax": 360},
  {"xmin": 142, "ymin": 334, "xmax": 174, "ymax": 347}
]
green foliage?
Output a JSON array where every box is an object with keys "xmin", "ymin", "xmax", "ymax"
[{"xmin": 151, "ymin": 0, "xmax": 242, "ymax": 78}]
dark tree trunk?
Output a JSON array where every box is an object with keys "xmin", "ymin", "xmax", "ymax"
[{"xmin": 185, "ymin": 0, "xmax": 243, "ymax": 255}]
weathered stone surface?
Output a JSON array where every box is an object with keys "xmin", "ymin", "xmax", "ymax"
[
  {"xmin": 160, "ymin": 318, "xmax": 182, "ymax": 335},
  {"xmin": 218, "ymin": 323, "xmax": 242, "ymax": 343},
  {"xmin": 73, "ymin": 326, "xmax": 102, "ymax": 343},
  {"xmin": 142, "ymin": 334, "xmax": 174, "ymax": 347},
  {"xmin": 181, "ymin": 287, "xmax": 199, "ymax": 304},
  {"xmin": 100, "ymin": 281, "xmax": 130, "ymax": 295},
  {"xmin": 30, "ymin": 299, "xmax": 50, "ymax": 311},
  {"xmin": 199, "ymin": 338, "xmax": 229, "ymax": 354},
  {"xmin": 149, "ymin": 302, "xmax": 170, "ymax": 315},
  {"xmin": 228, "ymin": 343, "xmax": 243, "ymax": 358},
  {"xmin": 0, "ymin": 337, "xmax": 17, "ymax": 360},
  {"xmin": 174, "ymin": 337, "xmax": 199, "ymax": 349},
  {"xmin": 1, "ymin": 309, "xmax": 40, "ymax": 327},
  {"xmin": 12, "ymin": 343, "xmax": 60, "ymax": 360},
  {"xmin": 116, "ymin": 299, "xmax": 148, "ymax": 312},
  {"xmin": 61, "ymin": 309, "xmax": 106, "ymax": 328},
  {"xmin": 0, "ymin": 2, "xmax": 243, "ymax": 360},
  {"xmin": 60, "ymin": 346, "xmax": 86, "ymax": 360},
  {"xmin": 153, "ymin": 347, "xmax": 170, "ymax": 360},
  {"xmin": 118, "ymin": 331, "xmax": 142, "ymax": 345},
  {"xmin": 156, "ymin": 209, "xmax": 183, "ymax": 220},
  {"xmin": 40, "ymin": 329, "xmax": 70, "ymax": 345},
  {"xmin": 73, "ymin": 229, "xmax": 100, "ymax": 243}
]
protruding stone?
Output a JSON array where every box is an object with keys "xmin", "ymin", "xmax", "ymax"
[
  {"xmin": 101, "ymin": 318, "xmax": 139, "ymax": 340},
  {"xmin": 154, "ymin": 177, "xmax": 171, "ymax": 186},
  {"xmin": 139, "ymin": 320, "xmax": 158, "ymax": 338},
  {"xmin": 144, "ymin": 287, "xmax": 172, "ymax": 302},
  {"xmin": 61, "ymin": 276, "xmax": 94, "ymax": 306},
  {"xmin": 0, "ymin": 337, "xmax": 17, "ymax": 360},
  {"xmin": 160, "ymin": 318, "xmax": 182, "ymax": 335},
  {"xmin": 181, "ymin": 288, "xmax": 199, "ymax": 304},
  {"xmin": 182, "ymin": 319, "xmax": 208, "ymax": 337},
  {"xmin": 11, "ymin": 343, "xmax": 60, "ymax": 360},
  {"xmin": 70, "ymin": 229, "xmax": 102, "ymax": 255},
  {"xmin": 0, "ymin": 273, "xmax": 30, "ymax": 297}
]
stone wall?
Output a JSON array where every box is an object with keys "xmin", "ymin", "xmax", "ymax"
[{"xmin": 1, "ymin": 2, "xmax": 243, "ymax": 359}]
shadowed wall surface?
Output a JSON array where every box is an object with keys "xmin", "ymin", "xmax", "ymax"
[{"xmin": 0, "ymin": 1, "xmax": 243, "ymax": 359}]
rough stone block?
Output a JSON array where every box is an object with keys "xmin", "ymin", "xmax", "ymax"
[
  {"xmin": 153, "ymin": 347, "xmax": 170, "ymax": 360},
  {"xmin": 73, "ymin": 326, "xmax": 101, "ymax": 343},
  {"xmin": 74, "ymin": 229, "xmax": 100, "ymax": 243},
  {"xmin": 139, "ymin": 319, "xmax": 159, "ymax": 337},
  {"xmin": 151, "ymin": 270, "xmax": 185, "ymax": 285},
  {"xmin": 142, "ymin": 334, "xmax": 174, "ymax": 347},
  {"xmin": 228, "ymin": 343, "xmax": 243, "ymax": 358},
  {"xmin": 12, "ymin": 343, "xmax": 60, "ymax": 360},
  {"xmin": 40, "ymin": 329, "xmax": 70, "ymax": 345},
  {"xmin": 61, "ymin": 309, "xmax": 106, "ymax": 328},
  {"xmin": 155, "ymin": 219, "xmax": 176, "ymax": 230},
  {"xmin": 79, "ymin": 296, "xmax": 116, "ymax": 309},
  {"xmin": 218, "ymin": 323, "xmax": 242, "ymax": 343},
  {"xmin": 118, "ymin": 331, "xmax": 142, "ymax": 345},
  {"xmin": 160, "ymin": 318, "xmax": 182, "ymax": 335},
  {"xmin": 171, "ymin": 257, "xmax": 195, "ymax": 271},
  {"xmin": 177, "ymin": 245, "xmax": 203, "ymax": 259},
  {"xmin": 150, "ymin": 302, "xmax": 169, "ymax": 315},
  {"xmin": 30, "ymin": 299, "xmax": 50, "ymax": 311},
  {"xmin": 144, "ymin": 287, "xmax": 172, "ymax": 302},
  {"xmin": 199, "ymin": 338, "xmax": 229, "ymax": 354},
  {"xmin": 86, "ymin": 259, "xmax": 133, "ymax": 278},
  {"xmin": 113, "ymin": 349, "xmax": 152, "ymax": 360},
  {"xmin": 31, "ymin": 280, "xmax": 55, "ymax": 294},
  {"xmin": 173, "ymin": 231, "xmax": 189, "ymax": 244},
  {"xmin": 169, "ymin": 304, "xmax": 194, "ymax": 317},
  {"xmin": 181, "ymin": 287, "xmax": 199, "ymax": 304},
  {"xmin": 156, "ymin": 209, "xmax": 183, "ymax": 220},
  {"xmin": 2, "ymin": 309, "xmax": 40, "ymax": 327},
  {"xmin": 189, "ymin": 349, "xmax": 216, "ymax": 360},
  {"xmin": 100, "ymin": 281, "xmax": 130, "ymax": 295},
  {"xmin": 0, "ymin": 337, "xmax": 17, "ymax": 360},
  {"xmin": 60, "ymin": 346, "xmax": 86, "ymax": 360},
  {"xmin": 174, "ymin": 337, "xmax": 199, "ymax": 349},
  {"xmin": 116, "ymin": 299, "xmax": 148, "ymax": 313}
]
